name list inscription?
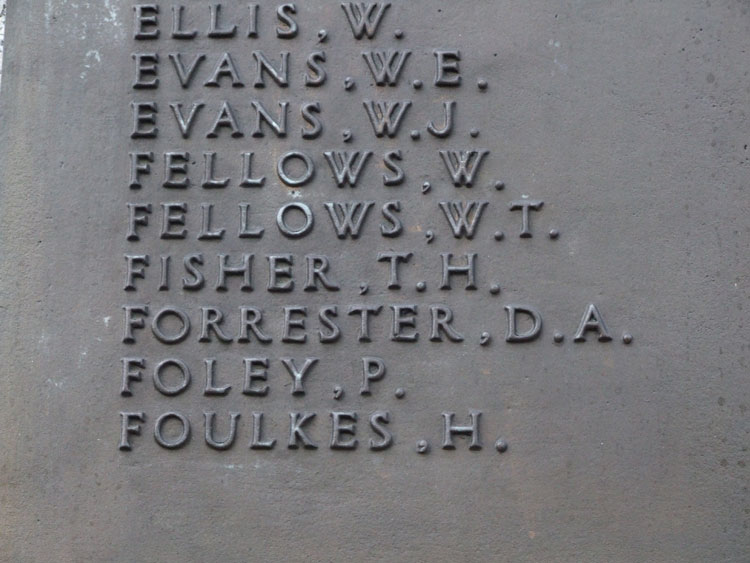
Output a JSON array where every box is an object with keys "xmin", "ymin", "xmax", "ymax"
[{"xmin": 119, "ymin": 2, "xmax": 631, "ymax": 455}]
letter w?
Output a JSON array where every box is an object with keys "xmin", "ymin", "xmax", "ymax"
[
  {"xmin": 324, "ymin": 202, "xmax": 375, "ymax": 239},
  {"xmin": 363, "ymin": 100, "xmax": 411, "ymax": 137},
  {"xmin": 439, "ymin": 201, "xmax": 489, "ymax": 239},
  {"xmin": 341, "ymin": 2, "xmax": 391, "ymax": 39},
  {"xmin": 439, "ymin": 150, "xmax": 489, "ymax": 187},
  {"xmin": 324, "ymin": 151, "xmax": 373, "ymax": 187},
  {"xmin": 362, "ymin": 50, "xmax": 411, "ymax": 85}
]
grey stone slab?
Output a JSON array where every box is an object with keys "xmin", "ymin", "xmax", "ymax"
[{"xmin": 0, "ymin": 1, "xmax": 748, "ymax": 561}]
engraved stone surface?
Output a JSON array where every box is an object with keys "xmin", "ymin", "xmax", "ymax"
[{"xmin": 0, "ymin": 1, "xmax": 748, "ymax": 561}]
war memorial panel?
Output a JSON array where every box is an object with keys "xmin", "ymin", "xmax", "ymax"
[{"xmin": 0, "ymin": 1, "xmax": 747, "ymax": 561}]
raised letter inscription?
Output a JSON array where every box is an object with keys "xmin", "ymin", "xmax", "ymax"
[{"xmin": 120, "ymin": 1, "xmax": 632, "ymax": 457}]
